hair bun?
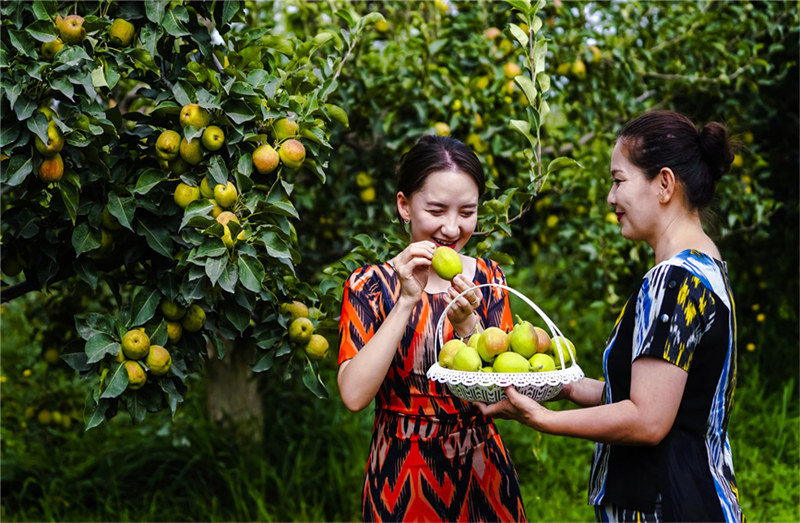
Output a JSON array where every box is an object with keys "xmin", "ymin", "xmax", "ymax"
[{"xmin": 699, "ymin": 122, "xmax": 734, "ymax": 182}]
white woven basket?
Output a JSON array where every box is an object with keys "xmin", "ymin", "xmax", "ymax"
[{"xmin": 427, "ymin": 283, "xmax": 584, "ymax": 403}]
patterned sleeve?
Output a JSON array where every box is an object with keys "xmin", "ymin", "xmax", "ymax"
[
  {"xmin": 338, "ymin": 266, "xmax": 381, "ymax": 366},
  {"xmin": 633, "ymin": 265, "xmax": 717, "ymax": 371},
  {"xmin": 479, "ymin": 259, "xmax": 513, "ymax": 333}
]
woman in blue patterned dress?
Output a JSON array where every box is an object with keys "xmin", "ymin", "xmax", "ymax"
[{"xmin": 478, "ymin": 111, "xmax": 744, "ymax": 522}]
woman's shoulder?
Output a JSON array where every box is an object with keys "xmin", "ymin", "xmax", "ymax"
[
  {"xmin": 642, "ymin": 250, "xmax": 731, "ymax": 303},
  {"xmin": 473, "ymin": 257, "xmax": 506, "ymax": 281}
]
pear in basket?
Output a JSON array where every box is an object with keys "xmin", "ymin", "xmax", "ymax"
[
  {"xmin": 549, "ymin": 336, "xmax": 576, "ymax": 368},
  {"xmin": 452, "ymin": 345, "xmax": 482, "ymax": 372},
  {"xmin": 493, "ymin": 351, "xmax": 531, "ymax": 373},
  {"xmin": 509, "ymin": 318, "xmax": 538, "ymax": 358},
  {"xmin": 439, "ymin": 339, "xmax": 467, "ymax": 369},
  {"xmin": 529, "ymin": 353, "xmax": 556, "ymax": 372},
  {"xmin": 480, "ymin": 366, "xmax": 494, "ymax": 372},
  {"xmin": 476, "ymin": 327, "xmax": 509, "ymax": 364},
  {"xmin": 533, "ymin": 326, "xmax": 551, "ymax": 353},
  {"xmin": 466, "ymin": 324, "xmax": 483, "ymax": 348}
]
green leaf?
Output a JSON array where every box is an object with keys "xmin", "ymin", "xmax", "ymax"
[
  {"xmin": 162, "ymin": 5, "xmax": 190, "ymax": 37},
  {"xmin": 26, "ymin": 110, "xmax": 50, "ymax": 144},
  {"xmin": 137, "ymin": 220, "xmax": 173, "ymax": 258},
  {"xmin": 181, "ymin": 199, "xmax": 215, "ymax": 230},
  {"xmin": 14, "ymin": 96, "xmax": 37, "ymax": 121},
  {"xmin": 510, "ymin": 119, "xmax": 535, "ymax": 148},
  {"xmin": 218, "ymin": 263, "xmax": 238, "ymax": 293},
  {"xmin": 260, "ymin": 35, "xmax": 294, "ymax": 57},
  {"xmin": 266, "ymin": 200, "xmax": 299, "ymax": 219},
  {"xmin": 108, "ymin": 194, "xmax": 135, "ymax": 230},
  {"xmin": 159, "ymin": 378, "xmax": 184, "ymax": 414},
  {"xmin": 75, "ymin": 312, "xmax": 118, "ymax": 340},
  {"xmin": 546, "ymin": 156, "xmax": 582, "ymax": 174},
  {"xmin": 302, "ymin": 360, "xmax": 329, "ymax": 399},
  {"xmin": 134, "ymin": 168, "xmax": 166, "ymax": 195},
  {"xmin": 536, "ymin": 71, "xmax": 550, "ymax": 94},
  {"xmin": 252, "ymin": 351, "xmax": 274, "ymax": 372},
  {"xmin": 130, "ymin": 286, "xmax": 160, "ymax": 326},
  {"xmin": 85, "ymin": 333, "xmax": 119, "ymax": 364},
  {"xmin": 238, "ymin": 253, "xmax": 265, "ymax": 293},
  {"xmin": 224, "ymin": 100, "xmax": 256, "ymax": 125},
  {"xmin": 195, "ymin": 240, "xmax": 227, "ymax": 259},
  {"xmin": 26, "ymin": 20, "xmax": 57, "ymax": 42},
  {"xmin": 205, "ymin": 255, "xmax": 226, "ymax": 285},
  {"xmin": 172, "ymin": 79, "xmax": 196, "ymax": 107},
  {"xmin": 32, "ymin": 0, "xmax": 57, "ymax": 20},
  {"xmin": 129, "ymin": 48, "xmax": 158, "ymax": 73},
  {"xmin": 124, "ymin": 391, "xmax": 147, "ymax": 424},
  {"xmin": 100, "ymin": 363, "xmax": 129, "ymax": 398},
  {"xmin": 50, "ymin": 76, "xmax": 75, "ymax": 101},
  {"xmin": 60, "ymin": 179, "xmax": 80, "ymax": 225},
  {"xmin": 207, "ymin": 155, "xmax": 228, "ymax": 186},
  {"xmin": 506, "ymin": 0, "xmax": 532, "ymax": 15},
  {"xmin": 72, "ymin": 222, "xmax": 101, "ymax": 255},
  {"xmin": 85, "ymin": 398, "xmax": 113, "ymax": 431},
  {"xmin": 145, "ymin": 0, "xmax": 168, "ymax": 24},
  {"xmin": 222, "ymin": 0, "xmax": 240, "ymax": 25},
  {"xmin": 8, "ymin": 30, "xmax": 35, "ymax": 58},
  {"xmin": 533, "ymin": 39, "xmax": 547, "ymax": 75},
  {"xmin": 514, "ymin": 75, "xmax": 538, "ymax": 107},
  {"xmin": 508, "ymin": 23, "xmax": 529, "ymax": 48},
  {"xmin": 263, "ymin": 231, "xmax": 292, "ymax": 260},
  {"xmin": 4, "ymin": 155, "xmax": 33, "ymax": 187}
]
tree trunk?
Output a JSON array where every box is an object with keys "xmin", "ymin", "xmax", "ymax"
[{"xmin": 205, "ymin": 337, "xmax": 263, "ymax": 442}]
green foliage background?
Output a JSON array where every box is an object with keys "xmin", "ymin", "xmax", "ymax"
[{"xmin": 1, "ymin": 0, "xmax": 798, "ymax": 521}]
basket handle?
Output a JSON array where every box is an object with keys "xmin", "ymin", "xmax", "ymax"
[{"xmin": 434, "ymin": 282, "xmax": 576, "ymax": 369}]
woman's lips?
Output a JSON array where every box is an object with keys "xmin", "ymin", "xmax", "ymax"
[{"xmin": 434, "ymin": 238, "xmax": 458, "ymax": 249}]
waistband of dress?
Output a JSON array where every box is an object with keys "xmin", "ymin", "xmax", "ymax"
[{"xmin": 373, "ymin": 408, "xmax": 495, "ymax": 438}]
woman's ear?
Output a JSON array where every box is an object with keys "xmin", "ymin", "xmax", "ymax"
[
  {"xmin": 658, "ymin": 167, "xmax": 677, "ymax": 202},
  {"xmin": 396, "ymin": 192, "xmax": 411, "ymax": 222}
]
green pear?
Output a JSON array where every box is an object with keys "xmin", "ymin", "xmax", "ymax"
[
  {"xmin": 533, "ymin": 326, "xmax": 551, "ymax": 353},
  {"xmin": 493, "ymin": 351, "xmax": 532, "ymax": 373},
  {"xmin": 509, "ymin": 319, "xmax": 538, "ymax": 358},
  {"xmin": 549, "ymin": 336, "xmax": 576, "ymax": 368},
  {"xmin": 431, "ymin": 246, "xmax": 462, "ymax": 280},
  {"xmin": 439, "ymin": 339, "xmax": 467, "ymax": 369},
  {"xmin": 452, "ymin": 346, "xmax": 482, "ymax": 372},
  {"xmin": 529, "ymin": 353, "xmax": 556, "ymax": 372},
  {"xmin": 476, "ymin": 326, "xmax": 509, "ymax": 364}
]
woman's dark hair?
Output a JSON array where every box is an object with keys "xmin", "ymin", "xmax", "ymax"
[
  {"xmin": 396, "ymin": 135, "xmax": 485, "ymax": 198},
  {"xmin": 618, "ymin": 110, "xmax": 734, "ymax": 210}
]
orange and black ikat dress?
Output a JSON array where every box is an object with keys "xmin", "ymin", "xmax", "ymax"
[{"xmin": 339, "ymin": 258, "xmax": 527, "ymax": 522}]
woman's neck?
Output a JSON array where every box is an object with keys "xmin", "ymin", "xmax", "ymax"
[{"xmin": 650, "ymin": 212, "xmax": 719, "ymax": 264}]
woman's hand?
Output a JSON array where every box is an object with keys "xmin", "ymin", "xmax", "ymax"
[
  {"xmin": 444, "ymin": 273, "xmax": 482, "ymax": 334},
  {"xmin": 389, "ymin": 241, "xmax": 436, "ymax": 303},
  {"xmin": 475, "ymin": 386, "xmax": 551, "ymax": 430}
]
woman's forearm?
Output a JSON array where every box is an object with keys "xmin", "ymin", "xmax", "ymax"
[
  {"xmin": 563, "ymin": 377, "xmax": 606, "ymax": 407},
  {"xmin": 337, "ymin": 296, "xmax": 417, "ymax": 411}
]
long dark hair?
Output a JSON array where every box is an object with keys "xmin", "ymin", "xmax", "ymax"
[
  {"xmin": 395, "ymin": 135, "xmax": 485, "ymax": 199},
  {"xmin": 618, "ymin": 110, "xmax": 734, "ymax": 210}
]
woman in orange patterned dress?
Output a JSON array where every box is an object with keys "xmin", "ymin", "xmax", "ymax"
[{"xmin": 338, "ymin": 135, "xmax": 527, "ymax": 522}]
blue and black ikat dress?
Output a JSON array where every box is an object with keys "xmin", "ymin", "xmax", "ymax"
[{"xmin": 590, "ymin": 249, "xmax": 744, "ymax": 522}]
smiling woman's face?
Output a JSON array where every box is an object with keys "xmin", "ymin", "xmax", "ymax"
[
  {"xmin": 397, "ymin": 168, "xmax": 479, "ymax": 252},
  {"xmin": 607, "ymin": 140, "xmax": 661, "ymax": 243}
]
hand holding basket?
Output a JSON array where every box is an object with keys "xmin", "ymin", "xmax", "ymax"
[{"xmin": 426, "ymin": 283, "xmax": 584, "ymax": 403}]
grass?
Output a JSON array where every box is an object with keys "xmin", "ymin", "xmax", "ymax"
[
  {"xmin": 1, "ymin": 369, "xmax": 796, "ymax": 522},
  {"xmin": 1, "ymin": 301, "xmax": 797, "ymax": 522}
]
